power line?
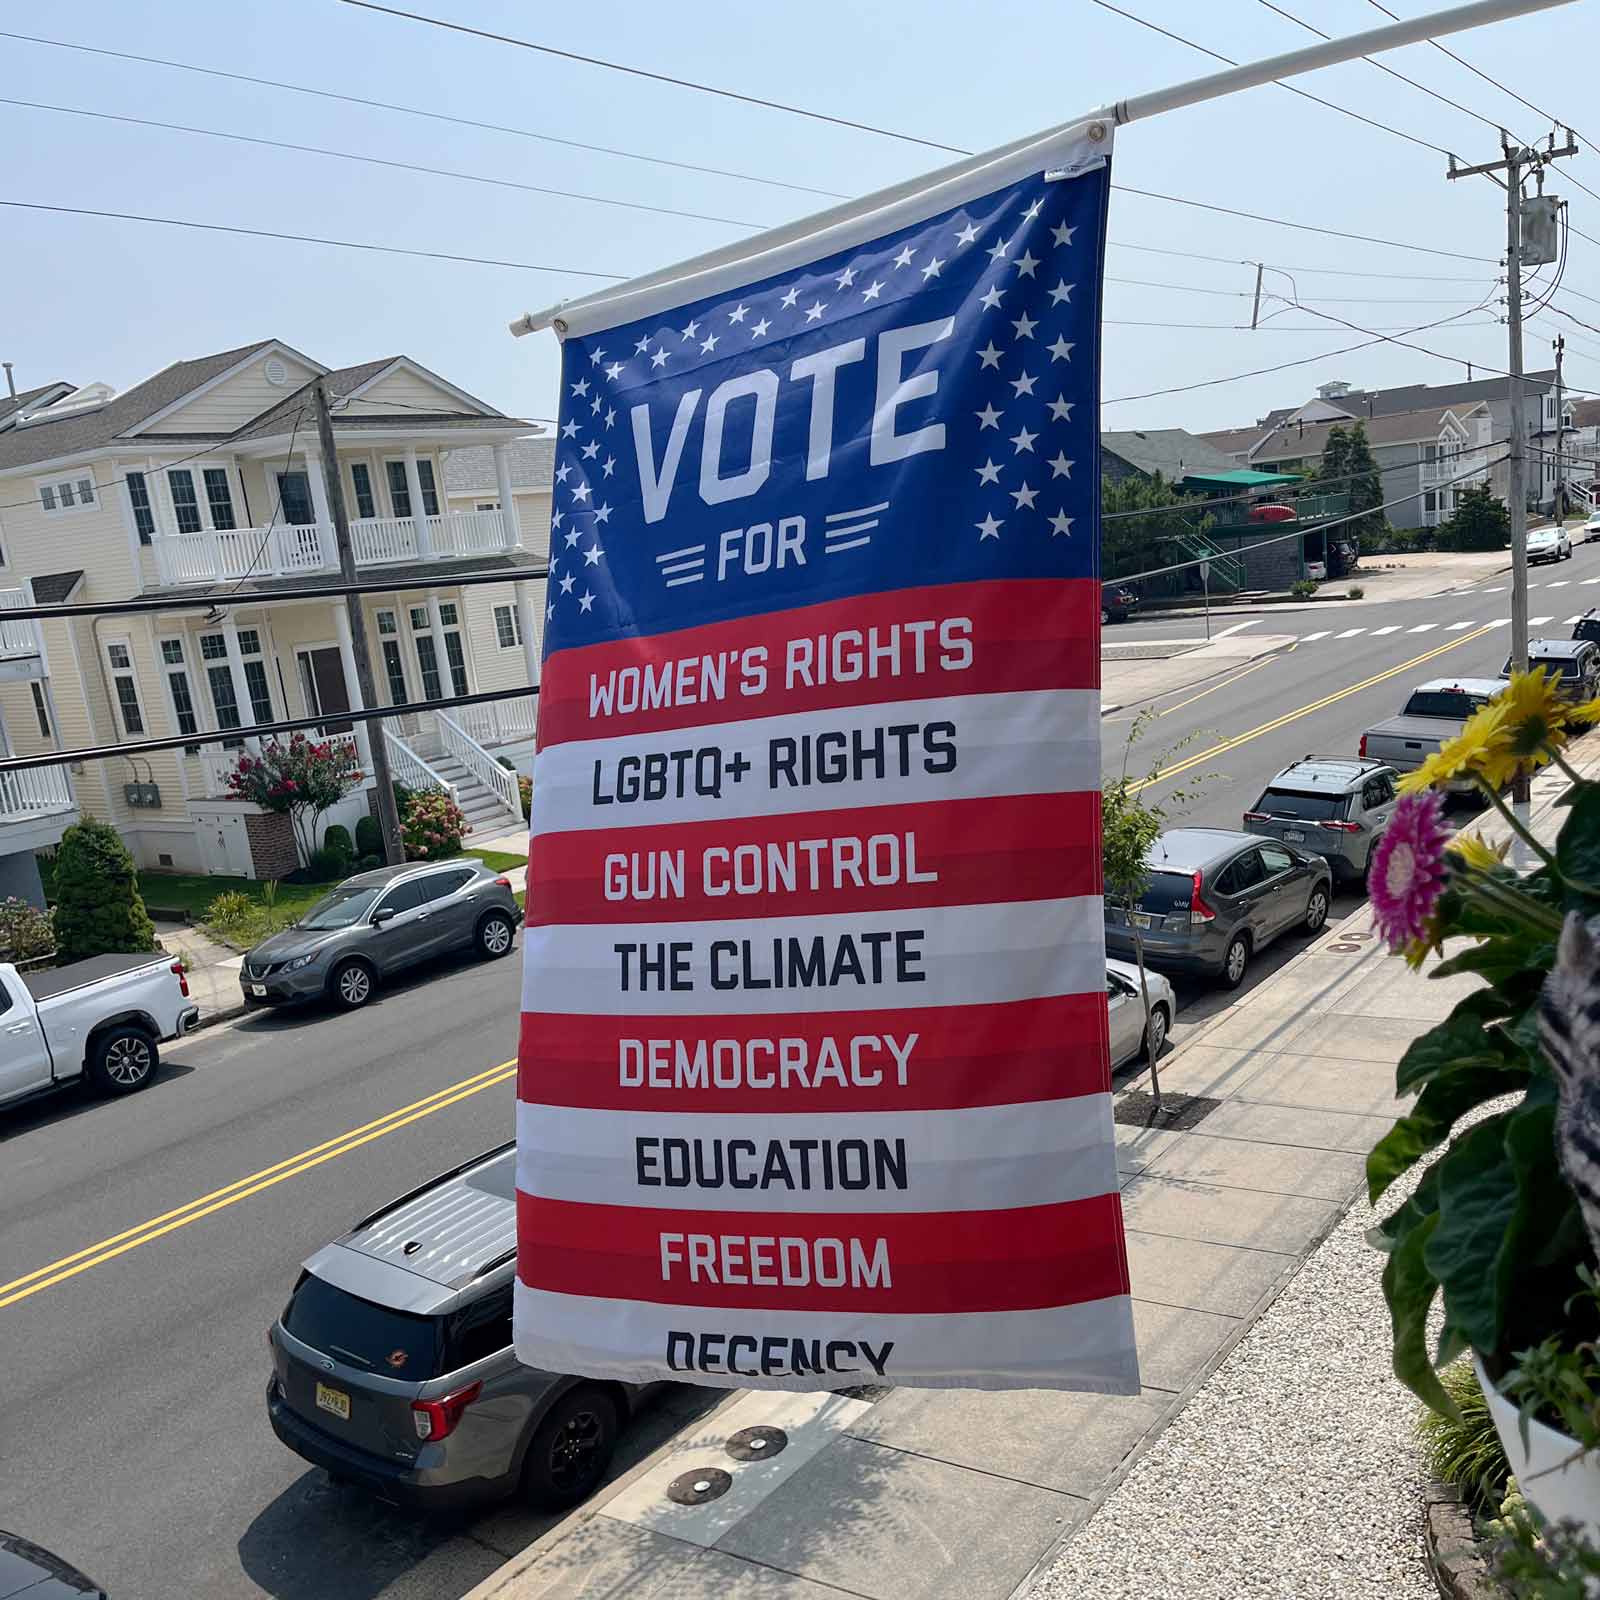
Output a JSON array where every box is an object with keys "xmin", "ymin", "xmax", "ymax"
[
  {"xmin": 1, "ymin": 97, "xmax": 769, "ymax": 232},
  {"xmin": 1105, "ymin": 317, "xmax": 1500, "ymax": 331},
  {"xmin": 337, "ymin": 0, "xmax": 967, "ymax": 154},
  {"xmin": 1108, "ymin": 271, "xmax": 1491, "ymax": 305},
  {"xmin": 1111, "ymin": 240, "xmax": 1489, "ymax": 282},
  {"xmin": 0, "ymin": 30, "xmax": 850, "ymax": 202}
]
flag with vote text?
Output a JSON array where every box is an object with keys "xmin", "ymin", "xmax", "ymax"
[{"xmin": 516, "ymin": 123, "xmax": 1138, "ymax": 1393}]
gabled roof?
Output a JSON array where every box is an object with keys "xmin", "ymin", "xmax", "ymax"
[
  {"xmin": 442, "ymin": 436, "xmax": 557, "ymax": 495},
  {"xmin": 1100, "ymin": 427, "xmax": 1240, "ymax": 481},
  {"xmin": 0, "ymin": 381, "xmax": 75, "ymax": 429},
  {"xmin": 1246, "ymin": 401, "xmax": 1490, "ymax": 462}
]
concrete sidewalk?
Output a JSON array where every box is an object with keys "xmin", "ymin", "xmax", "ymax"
[{"xmin": 1101, "ymin": 626, "xmax": 1294, "ymax": 716}]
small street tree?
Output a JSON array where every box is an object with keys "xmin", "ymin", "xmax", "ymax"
[
  {"xmin": 226, "ymin": 733, "xmax": 364, "ymax": 868},
  {"xmin": 1343, "ymin": 420, "xmax": 1385, "ymax": 541},
  {"xmin": 1434, "ymin": 483, "xmax": 1510, "ymax": 552},
  {"xmin": 1101, "ymin": 470, "xmax": 1209, "ymax": 580},
  {"xmin": 1318, "ymin": 423, "xmax": 1352, "ymax": 495},
  {"xmin": 52, "ymin": 819, "xmax": 156, "ymax": 961}
]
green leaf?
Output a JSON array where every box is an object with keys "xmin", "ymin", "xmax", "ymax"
[
  {"xmin": 1394, "ymin": 997, "xmax": 1519, "ymax": 1096},
  {"xmin": 1423, "ymin": 1115, "xmax": 1518, "ymax": 1356},
  {"xmin": 1431, "ymin": 942, "xmax": 1548, "ymax": 987},
  {"xmin": 1370, "ymin": 1161, "xmax": 1442, "ymax": 1253},
  {"xmin": 1557, "ymin": 780, "xmax": 1600, "ymax": 886},
  {"xmin": 1384, "ymin": 1209, "xmax": 1457, "ymax": 1417},
  {"xmin": 1366, "ymin": 1064, "xmax": 1532, "ymax": 1204}
]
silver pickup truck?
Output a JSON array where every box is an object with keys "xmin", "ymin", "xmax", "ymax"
[
  {"xmin": 1359, "ymin": 677, "xmax": 1502, "ymax": 790},
  {"xmin": 0, "ymin": 952, "xmax": 199, "ymax": 1110}
]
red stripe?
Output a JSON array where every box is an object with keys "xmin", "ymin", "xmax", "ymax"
[
  {"xmin": 526, "ymin": 791, "xmax": 1100, "ymax": 925},
  {"xmin": 517, "ymin": 994, "xmax": 1111, "ymax": 1112},
  {"xmin": 537, "ymin": 578, "xmax": 1098, "ymax": 748},
  {"xmin": 516, "ymin": 1192, "xmax": 1129, "ymax": 1313}
]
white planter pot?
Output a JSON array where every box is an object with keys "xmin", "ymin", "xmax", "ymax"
[{"xmin": 1476, "ymin": 1352, "xmax": 1600, "ymax": 1540}]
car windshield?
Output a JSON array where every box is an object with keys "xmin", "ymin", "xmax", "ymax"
[
  {"xmin": 1401, "ymin": 690, "xmax": 1488, "ymax": 719},
  {"xmin": 296, "ymin": 884, "xmax": 381, "ymax": 930},
  {"xmin": 1506, "ymin": 655, "xmax": 1583, "ymax": 678},
  {"xmin": 1254, "ymin": 787, "xmax": 1348, "ymax": 821},
  {"xmin": 283, "ymin": 1273, "xmax": 443, "ymax": 1377}
]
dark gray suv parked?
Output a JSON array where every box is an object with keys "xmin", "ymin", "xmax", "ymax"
[
  {"xmin": 267, "ymin": 1142, "xmax": 646, "ymax": 1511},
  {"xmin": 241, "ymin": 860, "xmax": 521, "ymax": 1010},
  {"xmin": 1104, "ymin": 827, "xmax": 1332, "ymax": 989},
  {"xmin": 1244, "ymin": 755, "xmax": 1399, "ymax": 883}
]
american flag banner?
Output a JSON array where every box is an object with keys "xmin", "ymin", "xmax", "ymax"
[{"xmin": 515, "ymin": 121, "xmax": 1139, "ymax": 1393}]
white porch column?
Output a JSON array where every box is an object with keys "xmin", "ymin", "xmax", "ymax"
[
  {"xmin": 220, "ymin": 617, "xmax": 256, "ymax": 740},
  {"xmin": 514, "ymin": 580, "xmax": 541, "ymax": 690},
  {"xmin": 493, "ymin": 443, "xmax": 521, "ymax": 551},
  {"xmin": 404, "ymin": 446, "xmax": 433, "ymax": 560},
  {"xmin": 303, "ymin": 446, "xmax": 333, "ymax": 572},
  {"xmin": 425, "ymin": 591, "xmax": 449, "ymax": 703},
  {"xmin": 333, "ymin": 602, "xmax": 373, "ymax": 775}
]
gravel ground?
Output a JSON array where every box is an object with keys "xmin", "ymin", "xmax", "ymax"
[{"xmin": 1031, "ymin": 1191, "xmax": 1435, "ymax": 1600}]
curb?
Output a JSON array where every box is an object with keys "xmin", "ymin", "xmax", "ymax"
[{"xmin": 1423, "ymin": 1480, "xmax": 1499, "ymax": 1599}]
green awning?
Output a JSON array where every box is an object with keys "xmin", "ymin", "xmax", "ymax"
[{"xmin": 1180, "ymin": 469, "xmax": 1304, "ymax": 489}]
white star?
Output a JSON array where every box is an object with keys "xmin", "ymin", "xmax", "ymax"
[
  {"xmin": 862, "ymin": 279, "xmax": 885, "ymax": 302},
  {"xmin": 602, "ymin": 454, "xmax": 616, "ymax": 477},
  {"xmin": 547, "ymin": 601, "xmax": 555, "ymax": 619},
  {"xmin": 591, "ymin": 394, "xmax": 603, "ymax": 414},
  {"xmin": 634, "ymin": 334, "xmax": 652, "ymax": 355},
  {"xmin": 590, "ymin": 348, "xmax": 605, "ymax": 366},
  {"xmin": 780, "ymin": 286, "xmax": 800, "ymax": 308},
  {"xmin": 1049, "ymin": 279, "xmax": 1074, "ymax": 305},
  {"xmin": 579, "ymin": 590, "xmax": 595, "ymax": 613},
  {"xmin": 572, "ymin": 481, "xmax": 592, "ymax": 503},
  {"xmin": 1051, "ymin": 221, "xmax": 1076, "ymax": 247},
  {"xmin": 1047, "ymin": 394, "xmax": 1074, "ymax": 422},
  {"xmin": 805, "ymin": 301, "xmax": 827, "ymax": 322},
  {"xmin": 728, "ymin": 302, "xmax": 749, "ymax": 323},
  {"xmin": 604, "ymin": 361, "xmax": 624, "ymax": 381},
  {"xmin": 986, "ymin": 238, "xmax": 1010, "ymax": 263},
  {"xmin": 979, "ymin": 285, "xmax": 1004, "ymax": 311},
  {"xmin": 561, "ymin": 419, "xmax": 579, "ymax": 439},
  {"xmin": 975, "ymin": 402, "xmax": 1003, "ymax": 430},
  {"xmin": 604, "ymin": 407, "xmax": 616, "ymax": 428},
  {"xmin": 650, "ymin": 346, "xmax": 669, "ymax": 369},
  {"xmin": 559, "ymin": 572, "xmax": 575, "ymax": 594},
  {"xmin": 750, "ymin": 317, "xmax": 771, "ymax": 339},
  {"xmin": 553, "ymin": 509, "xmax": 565, "ymax": 530},
  {"xmin": 977, "ymin": 341, "xmax": 1003, "ymax": 370},
  {"xmin": 1014, "ymin": 250, "xmax": 1041, "ymax": 278},
  {"xmin": 680, "ymin": 319, "xmax": 700, "ymax": 341},
  {"xmin": 976, "ymin": 512, "xmax": 1003, "ymax": 541},
  {"xmin": 893, "ymin": 245, "xmax": 914, "ymax": 268},
  {"xmin": 555, "ymin": 462, "xmax": 572, "ymax": 483},
  {"xmin": 835, "ymin": 265, "xmax": 857, "ymax": 288},
  {"xmin": 1011, "ymin": 481, "xmax": 1039, "ymax": 510},
  {"xmin": 1023, "ymin": 197, "xmax": 1044, "ymax": 223},
  {"xmin": 581, "ymin": 440, "xmax": 600, "ymax": 459},
  {"xmin": 563, "ymin": 529, "xmax": 580, "ymax": 548},
  {"xmin": 584, "ymin": 543, "xmax": 604, "ymax": 566},
  {"xmin": 1048, "ymin": 452, "xmax": 1074, "ymax": 479},
  {"xmin": 594, "ymin": 502, "xmax": 612, "ymax": 524},
  {"xmin": 1012, "ymin": 311, "xmax": 1038, "ymax": 340},
  {"xmin": 955, "ymin": 220, "xmax": 979, "ymax": 246},
  {"xmin": 1010, "ymin": 371, "xmax": 1037, "ymax": 398},
  {"xmin": 1010, "ymin": 426, "xmax": 1037, "ymax": 454},
  {"xmin": 700, "ymin": 333, "xmax": 719, "ymax": 354},
  {"xmin": 975, "ymin": 458, "xmax": 1002, "ymax": 485},
  {"xmin": 571, "ymin": 377, "xmax": 590, "ymax": 397},
  {"xmin": 1049, "ymin": 509, "xmax": 1074, "ymax": 537},
  {"xmin": 920, "ymin": 256, "xmax": 944, "ymax": 280},
  {"xmin": 1047, "ymin": 335, "xmax": 1075, "ymax": 362}
]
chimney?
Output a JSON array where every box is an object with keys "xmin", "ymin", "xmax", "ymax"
[{"xmin": 2, "ymin": 362, "xmax": 13, "ymax": 400}]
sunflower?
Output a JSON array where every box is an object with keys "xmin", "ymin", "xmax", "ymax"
[
  {"xmin": 1495, "ymin": 667, "xmax": 1576, "ymax": 753},
  {"xmin": 1398, "ymin": 700, "xmax": 1511, "ymax": 793},
  {"xmin": 1445, "ymin": 831, "xmax": 1510, "ymax": 874}
]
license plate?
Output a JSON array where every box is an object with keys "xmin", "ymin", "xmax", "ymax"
[
  {"xmin": 1284, "ymin": 829, "xmax": 1305, "ymax": 843},
  {"xmin": 315, "ymin": 1382, "xmax": 350, "ymax": 1421},
  {"xmin": 251, "ymin": 983, "xmax": 267, "ymax": 997},
  {"xmin": 1131, "ymin": 912, "xmax": 1153, "ymax": 929}
]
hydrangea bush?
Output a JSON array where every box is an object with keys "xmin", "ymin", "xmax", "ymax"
[{"xmin": 401, "ymin": 788, "xmax": 466, "ymax": 862}]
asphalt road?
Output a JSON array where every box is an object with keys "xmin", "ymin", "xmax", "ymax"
[{"xmin": 0, "ymin": 537, "xmax": 1588, "ymax": 1598}]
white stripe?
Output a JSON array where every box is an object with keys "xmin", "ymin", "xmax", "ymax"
[
  {"xmin": 1530, "ymin": 616, "xmax": 1553, "ymax": 625},
  {"xmin": 824, "ymin": 520, "xmax": 880, "ymax": 537},
  {"xmin": 659, "ymin": 559, "xmax": 705, "ymax": 575},
  {"xmin": 826, "ymin": 502, "xmax": 891, "ymax": 522},
  {"xmin": 655, "ymin": 544, "xmax": 706, "ymax": 563},
  {"xmin": 1566, "ymin": 616, "xmax": 1583, "ymax": 625},
  {"xmin": 1584, "ymin": 578, "xmax": 1600, "ymax": 585},
  {"xmin": 1300, "ymin": 630, "xmax": 1331, "ymax": 641},
  {"xmin": 514, "ymin": 1097, "xmax": 1119, "ymax": 1215},
  {"xmin": 1447, "ymin": 620, "xmax": 1474, "ymax": 631},
  {"xmin": 1548, "ymin": 580, "xmax": 1570, "ymax": 588},
  {"xmin": 521, "ymin": 898, "xmax": 1106, "ymax": 1016},
  {"xmin": 1335, "ymin": 627, "xmax": 1365, "ymax": 638},
  {"xmin": 665, "ymin": 573, "xmax": 705, "ymax": 587},
  {"xmin": 824, "ymin": 536, "xmax": 873, "ymax": 553},
  {"xmin": 1370, "ymin": 626, "xmax": 1400, "ymax": 636},
  {"xmin": 531, "ymin": 688, "xmax": 1101, "ymax": 833},
  {"xmin": 1486, "ymin": 618, "xmax": 1510, "ymax": 627},
  {"xmin": 1406, "ymin": 624, "xmax": 1436, "ymax": 634},
  {"xmin": 1484, "ymin": 586, "xmax": 1507, "ymax": 592},
  {"xmin": 513, "ymin": 1286, "xmax": 1141, "ymax": 1393},
  {"xmin": 1210, "ymin": 619, "xmax": 1259, "ymax": 639}
]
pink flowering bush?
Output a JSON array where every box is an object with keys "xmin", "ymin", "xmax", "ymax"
[
  {"xmin": 401, "ymin": 788, "xmax": 466, "ymax": 861},
  {"xmin": 225, "ymin": 732, "xmax": 363, "ymax": 868}
]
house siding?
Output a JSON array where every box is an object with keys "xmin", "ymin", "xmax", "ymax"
[
  {"xmin": 140, "ymin": 352, "xmax": 320, "ymax": 435},
  {"xmin": 347, "ymin": 370, "xmax": 469, "ymax": 415}
]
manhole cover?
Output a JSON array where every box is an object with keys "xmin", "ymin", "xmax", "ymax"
[
  {"xmin": 726, "ymin": 1425, "xmax": 788, "ymax": 1462},
  {"xmin": 667, "ymin": 1468, "xmax": 732, "ymax": 1506},
  {"xmin": 1113, "ymin": 1090, "xmax": 1221, "ymax": 1131},
  {"xmin": 1327, "ymin": 941, "xmax": 1363, "ymax": 953}
]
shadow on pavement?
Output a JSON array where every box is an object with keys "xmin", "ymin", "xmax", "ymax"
[{"xmin": 0, "ymin": 1057, "xmax": 197, "ymax": 1142}]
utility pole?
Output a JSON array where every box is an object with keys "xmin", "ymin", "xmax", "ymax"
[
  {"xmin": 1554, "ymin": 333, "xmax": 1566, "ymax": 517},
  {"xmin": 1249, "ymin": 262, "xmax": 1265, "ymax": 330},
  {"xmin": 312, "ymin": 380, "xmax": 405, "ymax": 865},
  {"xmin": 1448, "ymin": 127, "xmax": 1577, "ymax": 862}
]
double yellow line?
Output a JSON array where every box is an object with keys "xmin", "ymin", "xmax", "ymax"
[
  {"xmin": 0, "ymin": 1057, "xmax": 517, "ymax": 1312},
  {"xmin": 1131, "ymin": 624, "xmax": 1497, "ymax": 794}
]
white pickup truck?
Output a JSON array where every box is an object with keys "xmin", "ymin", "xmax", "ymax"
[{"xmin": 1, "ymin": 953, "xmax": 199, "ymax": 1110}]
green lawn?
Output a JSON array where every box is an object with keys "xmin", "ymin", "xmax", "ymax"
[{"xmin": 464, "ymin": 847, "xmax": 527, "ymax": 874}]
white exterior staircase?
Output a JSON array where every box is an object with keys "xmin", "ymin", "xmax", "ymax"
[
  {"xmin": 427, "ymin": 752, "xmax": 524, "ymax": 838},
  {"xmin": 384, "ymin": 716, "xmax": 525, "ymax": 840}
]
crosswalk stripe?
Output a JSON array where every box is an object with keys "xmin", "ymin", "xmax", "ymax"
[
  {"xmin": 1335, "ymin": 627, "xmax": 1366, "ymax": 638},
  {"xmin": 1549, "ymin": 581, "xmax": 1571, "ymax": 588},
  {"xmin": 1407, "ymin": 624, "xmax": 1437, "ymax": 633},
  {"xmin": 1301, "ymin": 630, "xmax": 1331, "ymax": 641},
  {"xmin": 1484, "ymin": 586, "xmax": 1507, "ymax": 592},
  {"xmin": 1585, "ymin": 578, "xmax": 1600, "ymax": 585},
  {"xmin": 1486, "ymin": 618, "xmax": 1510, "ymax": 627},
  {"xmin": 1530, "ymin": 616, "xmax": 1553, "ymax": 625},
  {"xmin": 1566, "ymin": 616, "xmax": 1583, "ymax": 625},
  {"xmin": 1447, "ymin": 621, "xmax": 1474, "ymax": 631},
  {"xmin": 1371, "ymin": 625, "xmax": 1401, "ymax": 635}
]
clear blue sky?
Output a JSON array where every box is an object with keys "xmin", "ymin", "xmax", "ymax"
[{"xmin": 6, "ymin": 0, "xmax": 1597, "ymax": 438}]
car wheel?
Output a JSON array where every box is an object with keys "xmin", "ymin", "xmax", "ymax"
[
  {"xmin": 1141, "ymin": 1003, "xmax": 1170, "ymax": 1062},
  {"xmin": 87, "ymin": 1025, "xmax": 158, "ymax": 1095},
  {"xmin": 476, "ymin": 911, "xmax": 515, "ymax": 959},
  {"xmin": 1101, "ymin": 608, "xmax": 1110, "ymax": 626},
  {"xmin": 1221, "ymin": 933, "xmax": 1250, "ymax": 990},
  {"xmin": 330, "ymin": 959, "xmax": 375, "ymax": 1010},
  {"xmin": 523, "ymin": 1386, "xmax": 620, "ymax": 1510},
  {"xmin": 1304, "ymin": 885, "xmax": 1330, "ymax": 933}
]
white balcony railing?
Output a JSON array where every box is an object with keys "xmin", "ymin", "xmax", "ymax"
[
  {"xmin": 449, "ymin": 697, "xmax": 537, "ymax": 748},
  {"xmin": 0, "ymin": 587, "xmax": 44, "ymax": 664},
  {"xmin": 0, "ymin": 763, "xmax": 74, "ymax": 823},
  {"xmin": 198, "ymin": 730, "xmax": 360, "ymax": 798},
  {"xmin": 154, "ymin": 509, "xmax": 518, "ymax": 586}
]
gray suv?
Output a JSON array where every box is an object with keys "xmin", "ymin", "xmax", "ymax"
[
  {"xmin": 241, "ymin": 860, "xmax": 521, "ymax": 1010},
  {"xmin": 267, "ymin": 1142, "xmax": 646, "ymax": 1511},
  {"xmin": 1104, "ymin": 827, "xmax": 1332, "ymax": 989},
  {"xmin": 1243, "ymin": 756, "xmax": 1399, "ymax": 883}
]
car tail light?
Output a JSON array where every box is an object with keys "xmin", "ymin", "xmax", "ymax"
[
  {"xmin": 1190, "ymin": 870, "xmax": 1217, "ymax": 926},
  {"xmin": 1321, "ymin": 820, "xmax": 1363, "ymax": 833},
  {"xmin": 495, "ymin": 876, "xmax": 511, "ymax": 888},
  {"xmin": 1358, "ymin": 734, "xmax": 1368, "ymax": 759},
  {"xmin": 171, "ymin": 960, "xmax": 190, "ymax": 998},
  {"xmin": 1242, "ymin": 810, "xmax": 1270, "ymax": 823},
  {"xmin": 412, "ymin": 1381, "xmax": 482, "ymax": 1442}
]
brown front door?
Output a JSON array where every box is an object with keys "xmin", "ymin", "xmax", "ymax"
[{"xmin": 301, "ymin": 647, "xmax": 353, "ymax": 734}]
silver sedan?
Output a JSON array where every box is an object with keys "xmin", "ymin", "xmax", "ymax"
[{"xmin": 1106, "ymin": 958, "xmax": 1177, "ymax": 1068}]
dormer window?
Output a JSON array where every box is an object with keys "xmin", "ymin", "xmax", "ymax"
[{"xmin": 37, "ymin": 473, "xmax": 98, "ymax": 514}]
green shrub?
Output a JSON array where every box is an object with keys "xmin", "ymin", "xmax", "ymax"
[
  {"xmin": 356, "ymin": 852, "xmax": 382, "ymax": 871},
  {"xmin": 202, "ymin": 890, "xmax": 268, "ymax": 947},
  {"xmin": 52, "ymin": 819, "xmax": 156, "ymax": 962},
  {"xmin": 402, "ymin": 788, "xmax": 467, "ymax": 861},
  {"xmin": 307, "ymin": 846, "xmax": 348, "ymax": 882},
  {"xmin": 392, "ymin": 781, "xmax": 416, "ymax": 821},
  {"xmin": 517, "ymin": 774, "xmax": 531, "ymax": 820},
  {"xmin": 1347, "ymin": 586, "xmax": 1364, "ymax": 600},
  {"xmin": 322, "ymin": 823, "xmax": 354, "ymax": 862},
  {"xmin": 1435, "ymin": 483, "xmax": 1510, "ymax": 552},
  {"xmin": 0, "ymin": 896, "xmax": 54, "ymax": 962},
  {"xmin": 354, "ymin": 815, "xmax": 382, "ymax": 858},
  {"xmin": 1417, "ymin": 1359, "xmax": 1511, "ymax": 1512},
  {"xmin": 1290, "ymin": 578, "xmax": 1319, "ymax": 597}
]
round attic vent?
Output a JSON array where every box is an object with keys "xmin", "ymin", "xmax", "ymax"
[{"xmin": 264, "ymin": 357, "xmax": 289, "ymax": 386}]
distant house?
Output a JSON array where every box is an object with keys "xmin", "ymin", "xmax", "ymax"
[{"xmin": 1100, "ymin": 428, "xmax": 1243, "ymax": 486}]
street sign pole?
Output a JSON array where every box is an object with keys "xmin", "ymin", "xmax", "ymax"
[{"xmin": 1200, "ymin": 559, "xmax": 1211, "ymax": 640}]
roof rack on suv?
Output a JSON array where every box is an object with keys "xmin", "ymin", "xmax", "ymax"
[
  {"xmin": 351, "ymin": 1139, "xmax": 515, "ymax": 1233},
  {"xmin": 1297, "ymin": 753, "xmax": 1379, "ymax": 766}
]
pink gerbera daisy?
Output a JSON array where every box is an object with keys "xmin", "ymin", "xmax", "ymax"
[{"xmin": 1370, "ymin": 789, "xmax": 1450, "ymax": 951}]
